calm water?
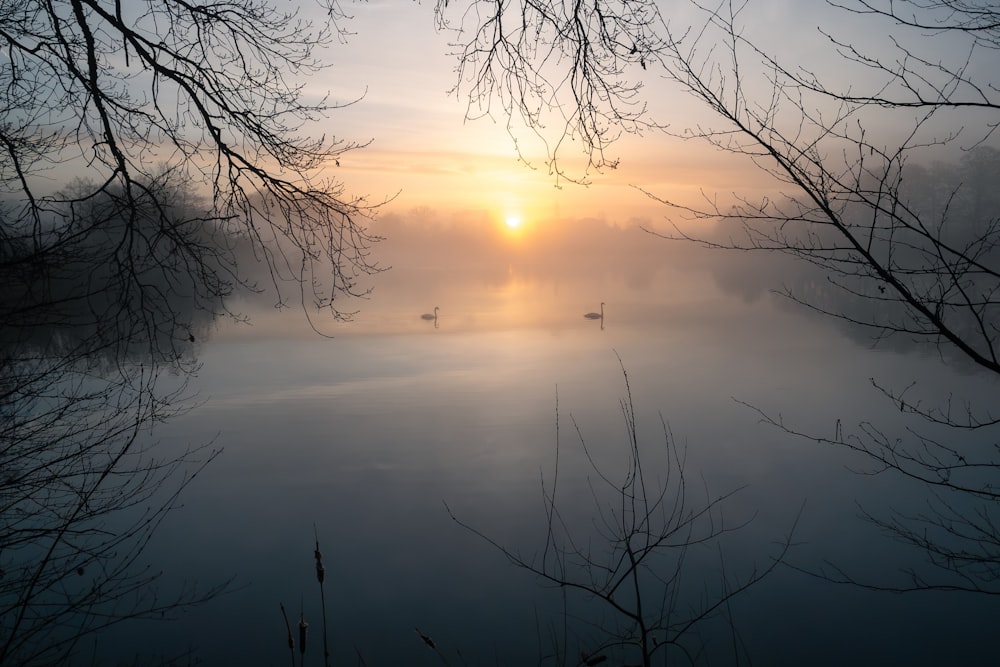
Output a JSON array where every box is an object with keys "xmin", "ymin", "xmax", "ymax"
[{"xmin": 100, "ymin": 219, "xmax": 997, "ymax": 666}]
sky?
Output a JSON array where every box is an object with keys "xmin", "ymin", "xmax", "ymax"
[
  {"xmin": 294, "ymin": 0, "xmax": 977, "ymax": 235},
  {"xmin": 22, "ymin": 0, "xmax": 980, "ymax": 238},
  {"xmin": 299, "ymin": 0, "xmax": 785, "ymax": 228},
  {"xmin": 9, "ymin": 5, "xmax": 997, "ymax": 664}
]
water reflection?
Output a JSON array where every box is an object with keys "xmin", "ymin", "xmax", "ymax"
[
  {"xmin": 0, "ymin": 183, "xmax": 232, "ymax": 664},
  {"xmin": 224, "ymin": 210, "xmax": 725, "ymax": 339},
  {"xmin": 98, "ymin": 210, "xmax": 997, "ymax": 666},
  {"xmin": 10, "ymin": 198, "xmax": 996, "ymax": 665}
]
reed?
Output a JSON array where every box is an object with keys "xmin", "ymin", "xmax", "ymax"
[
  {"xmin": 298, "ymin": 606, "xmax": 308, "ymax": 666},
  {"xmin": 415, "ymin": 628, "xmax": 454, "ymax": 666},
  {"xmin": 279, "ymin": 602, "xmax": 294, "ymax": 667},
  {"xmin": 285, "ymin": 529, "xmax": 457, "ymax": 665},
  {"xmin": 314, "ymin": 524, "xmax": 331, "ymax": 667},
  {"xmin": 281, "ymin": 528, "xmax": 331, "ymax": 667}
]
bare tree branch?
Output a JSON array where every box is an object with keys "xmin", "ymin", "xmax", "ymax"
[{"xmin": 448, "ymin": 361, "xmax": 797, "ymax": 666}]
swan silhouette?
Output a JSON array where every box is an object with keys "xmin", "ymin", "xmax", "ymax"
[
  {"xmin": 421, "ymin": 306, "xmax": 439, "ymax": 321},
  {"xmin": 583, "ymin": 302, "xmax": 605, "ymax": 320}
]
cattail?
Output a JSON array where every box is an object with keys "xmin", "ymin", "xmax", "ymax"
[
  {"xmin": 416, "ymin": 627, "xmax": 436, "ymax": 650},
  {"xmin": 298, "ymin": 611, "xmax": 308, "ymax": 658},
  {"xmin": 314, "ymin": 535, "xmax": 325, "ymax": 585},
  {"xmin": 314, "ymin": 524, "xmax": 331, "ymax": 667}
]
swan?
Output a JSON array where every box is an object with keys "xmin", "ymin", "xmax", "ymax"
[
  {"xmin": 421, "ymin": 306, "xmax": 439, "ymax": 321},
  {"xmin": 583, "ymin": 302, "xmax": 605, "ymax": 320}
]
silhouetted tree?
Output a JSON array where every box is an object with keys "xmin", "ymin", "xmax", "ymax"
[
  {"xmin": 1, "ymin": 0, "xmax": 381, "ymax": 331},
  {"xmin": 435, "ymin": 0, "xmax": 1000, "ymax": 595},
  {"xmin": 1, "ymin": 1, "xmax": 381, "ymax": 663},
  {"xmin": 433, "ymin": 0, "xmax": 668, "ymax": 183},
  {"xmin": 449, "ymin": 362, "xmax": 796, "ymax": 666},
  {"xmin": 0, "ymin": 179, "xmax": 233, "ymax": 665},
  {"xmin": 0, "ymin": 355, "xmax": 225, "ymax": 665}
]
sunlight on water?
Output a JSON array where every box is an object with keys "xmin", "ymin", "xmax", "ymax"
[{"xmin": 103, "ymin": 219, "xmax": 998, "ymax": 667}]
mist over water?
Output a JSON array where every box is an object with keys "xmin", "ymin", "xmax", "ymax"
[
  {"xmin": 93, "ymin": 208, "xmax": 998, "ymax": 666},
  {"xmin": 5, "ymin": 0, "xmax": 998, "ymax": 662}
]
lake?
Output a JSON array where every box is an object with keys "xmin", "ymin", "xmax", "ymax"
[{"xmin": 98, "ymin": 214, "xmax": 998, "ymax": 666}]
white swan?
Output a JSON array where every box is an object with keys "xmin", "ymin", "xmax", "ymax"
[
  {"xmin": 583, "ymin": 302, "xmax": 605, "ymax": 320},
  {"xmin": 421, "ymin": 306, "xmax": 439, "ymax": 321}
]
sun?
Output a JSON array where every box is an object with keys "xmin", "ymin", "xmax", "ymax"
[{"xmin": 505, "ymin": 215, "xmax": 522, "ymax": 229}]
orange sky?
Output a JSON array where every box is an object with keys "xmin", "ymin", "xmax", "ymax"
[
  {"xmin": 307, "ymin": 2, "xmax": 790, "ymax": 228},
  {"xmin": 210, "ymin": 0, "xmax": 995, "ymax": 339},
  {"xmin": 298, "ymin": 0, "xmax": 981, "ymax": 235}
]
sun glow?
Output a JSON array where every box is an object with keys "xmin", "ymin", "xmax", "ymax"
[{"xmin": 505, "ymin": 215, "xmax": 522, "ymax": 229}]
